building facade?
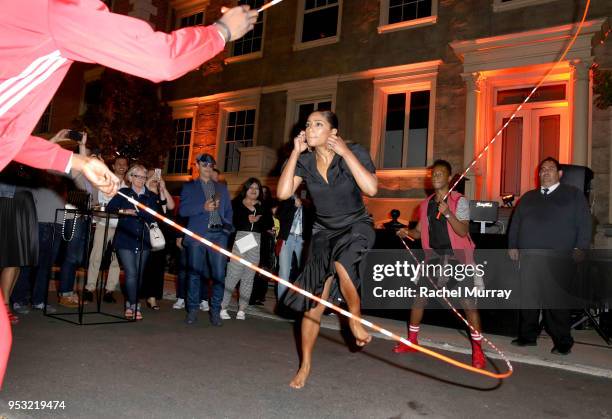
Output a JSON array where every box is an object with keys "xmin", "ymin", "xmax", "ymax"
[{"xmin": 44, "ymin": 0, "xmax": 612, "ymax": 245}]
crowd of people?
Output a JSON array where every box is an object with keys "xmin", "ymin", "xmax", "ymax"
[
  {"xmin": 0, "ymin": 109, "xmax": 594, "ymax": 390},
  {"xmin": 0, "ymin": 138, "xmax": 316, "ymax": 325}
]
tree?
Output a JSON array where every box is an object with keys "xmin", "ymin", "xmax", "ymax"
[
  {"xmin": 77, "ymin": 69, "xmax": 174, "ymax": 168},
  {"xmin": 593, "ymin": 66, "xmax": 612, "ymax": 110}
]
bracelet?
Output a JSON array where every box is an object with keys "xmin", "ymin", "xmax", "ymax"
[{"xmin": 214, "ymin": 21, "xmax": 231, "ymax": 44}]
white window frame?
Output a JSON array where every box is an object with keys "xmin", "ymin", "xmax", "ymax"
[
  {"xmin": 378, "ymin": 0, "xmax": 438, "ymax": 34},
  {"xmin": 492, "ymin": 0, "xmax": 558, "ymax": 13},
  {"xmin": 283, "ymin": 77, "xmax": 338, "ymax": 141},
  {"xmin": 216, "ymin": 96, "xmax": 260, "ymax": 173},
  {"xmin": 165, "ymin": 107, "xmax": 196, "ymax": 180},
  {"xmin": 370, "ymin": 63, "xmax": 439, "ymax": 173},
  {"xmin": 225, "ymin": 0, "xmax": 267, "ymax": 64},
  {"xmin": 293, "ymin": 0, "xmax": 343, "ymax": 51}
]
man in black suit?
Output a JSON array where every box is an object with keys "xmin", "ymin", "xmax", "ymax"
[{"xmin": 508, "ymin": 157, "xmax": 591, "ymax": 355}]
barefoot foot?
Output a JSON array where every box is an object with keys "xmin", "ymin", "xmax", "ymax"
[
  {"xmin": 350, "ymin": 319, "xmax": 372, "ymax": 347},
  {"xmin": 289, "ymin": 365, "xmax": 311, "ymax": 389}
]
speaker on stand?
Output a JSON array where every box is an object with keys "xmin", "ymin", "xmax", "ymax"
[
  {"xmin": 559, "ymin": 165, "xmax": 610, "ymax": 344},
  {"xmin": 559, "ymin": 164, "xmax": 593, "ymax": 198}
]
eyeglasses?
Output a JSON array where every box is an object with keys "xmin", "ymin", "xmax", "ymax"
[
  {"xmin": 199, "ymin": 162, "xmax": 215, "ymax": 168},
  {"xmin": 131, "ymin": 174, "xmax": 147, "ymax": 180}
]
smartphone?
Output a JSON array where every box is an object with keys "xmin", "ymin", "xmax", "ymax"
[
  {"xmin": 154, "ymin": 168, "xmax": 162, "ymax": 180},
  {"xmin": 66, "ymin": 130, "xmax": 83, "ymax": 142}
]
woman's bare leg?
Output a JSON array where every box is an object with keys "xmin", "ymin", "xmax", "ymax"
[
  {"xmin": 289, "ymin": 278, "xmax": 332, "ymax": 389},
  {"xmin": 1, "ymin": 267, "xmax": 20, "ymax": 305},
  {"xmin": 335, "ymin": 262, "xmax": 371, "ymax": 347}
]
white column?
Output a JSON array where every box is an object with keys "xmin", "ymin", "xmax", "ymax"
[
  {"xmin": 571, "ymin": 60, "xmax": 591, "ymax": 166},
  {"xmin": 461, "ymin": 72, "xmax": 484, "ymax": 199}
]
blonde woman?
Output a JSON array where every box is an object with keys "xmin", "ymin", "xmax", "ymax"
[{"xmin": 107, "ymin": 165, "xmax": 160, "ymax": 319}]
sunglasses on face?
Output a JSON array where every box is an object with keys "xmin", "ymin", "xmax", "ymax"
[
  {"xmin": 199, "ymin": 162, "xmax": 215, "ymax": 168},
  {"xmin": 131, "ymin": 174, "xmax": 147, "ymax": 180}
]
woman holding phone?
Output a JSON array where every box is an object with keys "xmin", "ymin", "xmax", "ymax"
[
  {"xmin": 277, "ymin": 110, "xmax": 378, "ymax": 389},
  {"xmin": 142, "ymin": 169, "xmax": 175, "ymax": 310},
  {"xmin": 220, "ymin": 178, "xmax": 272, "ymax": 320}
]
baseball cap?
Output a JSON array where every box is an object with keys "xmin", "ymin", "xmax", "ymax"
[{"xmin": 196, "ymin": 153, "xmax": 216, "ymax": 165}]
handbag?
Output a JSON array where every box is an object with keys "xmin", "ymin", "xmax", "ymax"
[{"xmin": 147, "ymin": 222, "xmax": 166, "ymax": 251}]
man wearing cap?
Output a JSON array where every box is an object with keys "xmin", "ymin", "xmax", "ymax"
[{"xmin": 179, "ymin": 154, "xmax": 233, "ymax": 326}]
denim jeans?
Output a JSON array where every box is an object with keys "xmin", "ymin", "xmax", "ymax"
[
  {"xmin": 11, "ymin": 223, "xmax": 62, "ymax": 305},
  {"xmin": 116, "ymin": 248, "xmax": 150, "ymax": 307},
  {"xmin": 277, "ymin": 233, "xmax": 304, "ymax": 299},
  {"xmin": 176, "ymin": 245, "xmax": 208, "ymax": 301},
  {"xmin": 58, "ymin": 217, "xmax": 90, "ymax": 294},
  {"xmin": 185, "ymin": 231, "xmax": 228, "ymax": 313}
]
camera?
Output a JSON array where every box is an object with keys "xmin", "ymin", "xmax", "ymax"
[{"xmin": 66, "ymin": 130, "xmax": 84, "ymax": 142}]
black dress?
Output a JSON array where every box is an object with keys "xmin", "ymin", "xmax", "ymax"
[
  {"xmin": 283, "ymin": 143, "xmax": 376, "ymax": 312},
  {"xmin": 0, "ymin": 166, "xmax": 39, "ymax": 268}
]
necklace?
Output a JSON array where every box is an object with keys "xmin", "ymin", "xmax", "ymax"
[{"xmin": 61, "ymin": 210, "xmax": 77, "ymax": 241}]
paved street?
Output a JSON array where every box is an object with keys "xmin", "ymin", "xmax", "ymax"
[{"xmin": 1, "ymin": 302, "xmax": 611, "ymax": 419}]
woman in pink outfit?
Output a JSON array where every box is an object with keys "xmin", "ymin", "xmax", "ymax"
[{"xmin": 0, "ymin": 0, "xmax": 258, "ymax": 388}]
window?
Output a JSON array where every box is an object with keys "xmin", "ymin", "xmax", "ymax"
[
  {"xmin": 167, "ymin": 118, "xmax": 193, "ymax": 175},
  {"xmin": 34, "ymin": 103, "xmax": 52, "ymax": 134},
  {"xmin": 382, "ymin": 90, "xmax": 430, "ymax": 168},
  {"xmin": 178, "ymin": 11, "xmax": 204, "ymax": 28},
  {"xmin": 496, "ymin": 84, "xmax": 565, "ymax": 105},
  {"xmin": 378, "ymin": 0, "xmax": 437, "ymax": 33},
  {"xmin": 389, "ymin": 0, "xmax": 432, "ymax": 24},
  {"xmin": 295, "ymin": 0, "xmax": 342, "ymax": 49},
  {"xmin": 231, "ymin": 0, "xmax": 265, "ymax": 58},
  {"xmin": 223, "ymin": 109, "xmax": 256, "ymax": 172},
  {"xmin": 370, "ymin": 62, "xmax": 439, "ymax": 171}
]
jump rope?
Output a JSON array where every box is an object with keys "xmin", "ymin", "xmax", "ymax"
[{"xmin": 112, "ymin": 0, "xmax": 593, "ymax": 381}]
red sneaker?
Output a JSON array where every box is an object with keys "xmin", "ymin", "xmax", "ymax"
[
  {"xmin": 472, "ymin": 343, "xmax": 486, "ymax": 369},
  {"xmin": 392, "ymin": 340, "xmax": 418, "ymax": 353}
]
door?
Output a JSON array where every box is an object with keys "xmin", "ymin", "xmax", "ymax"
[{"xmin": 492, "ymin": 106, "xmax": 569, "ymax": 200}]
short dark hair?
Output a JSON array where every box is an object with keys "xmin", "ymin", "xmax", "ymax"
[
  {"xmin": 239, "ymin": 177, "xmax": 262, "ymax": 200},
  {"xmin": 539, "ymin": 157, "xmax": 560, "ymax": 171},
  {"xmin": 309, "ymin": 110, "xmax": 339, "ymax": 130},
  {"xmin": 113, "ymin": 155, "xmax": 128, "ymax": 165},
  {"xmin": 431, "ymin": 159, "xmax": 452, "ymax": 175}
]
